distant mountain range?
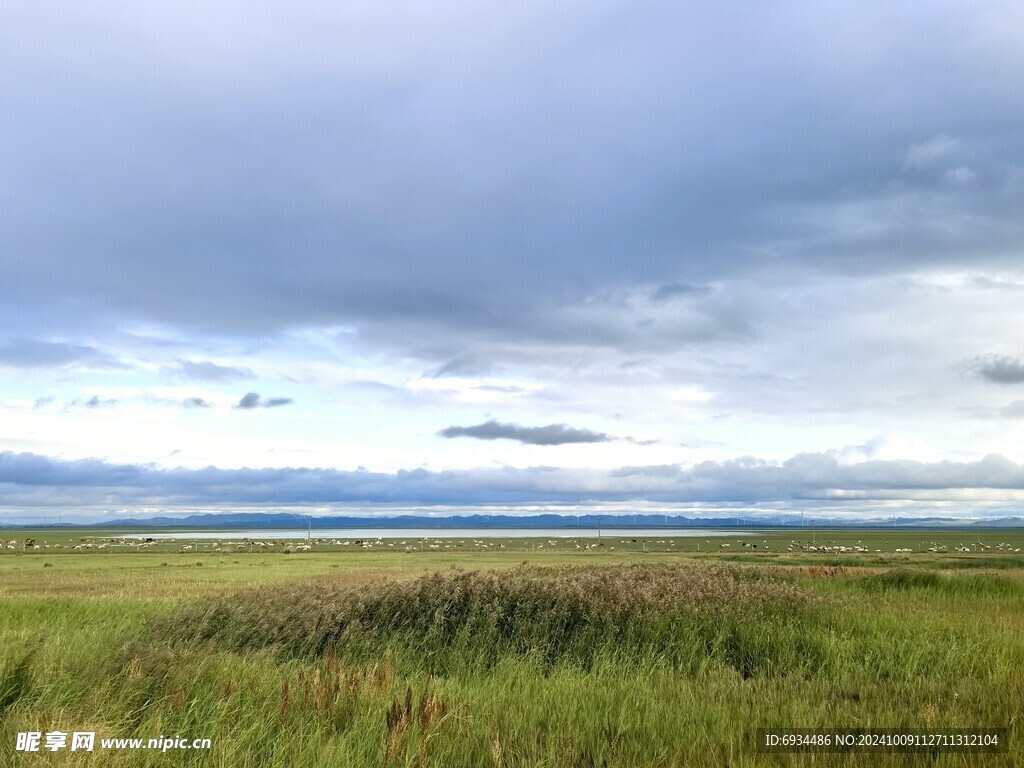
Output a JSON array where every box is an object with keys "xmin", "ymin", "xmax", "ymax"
[{"xmin": 5, "ymin": 511, "xmax": 1023, "ymax": 529}]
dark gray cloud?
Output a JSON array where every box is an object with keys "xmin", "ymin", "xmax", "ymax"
[
  {"xmin": 2, "ymin": 450, "xmax": 1024, "ymax": 510},
  {"xmin": 968, "ymin": 355, "xmax": 1024, "ymax": 384},
  {"xmin": 262, "ymin": 397, "xmax": 294, "ymax": 408},
  {"xmin": 0, "ymin": 339, "xmax": 122, "ymax": 369},
  {"xmin": 236, "ymin": 392, "xmax": 261, "ymax": 409},
  {"xmin": 69, "ymin": 396, "xmax": 118, "ymax": 408},
  {"xmin": 182, "ymin": 397, "xmax": 212, "ymax": 408},
  {"xmin": 162, "ymin": 360, "xmax": 254, "ymax": 383},
  {"xmin": 235, "ymin": 392, "xmax": 293, "ymax": 409},
  {"xmin": 1, "ymin": 2, "xmax": 1021, "ymax": 350},
  {"xmin": 439, "ymin": 419, "xmax": 611, "ymax": 446}
]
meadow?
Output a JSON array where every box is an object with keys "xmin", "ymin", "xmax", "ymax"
[{"xmin": 1, "ymin": 528, "xmax": 1023, "ymax": 766}]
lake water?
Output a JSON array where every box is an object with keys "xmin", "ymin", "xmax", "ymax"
[{"xmin": 132, "ymin": 527, "xmax": 751, "ymax": 541}]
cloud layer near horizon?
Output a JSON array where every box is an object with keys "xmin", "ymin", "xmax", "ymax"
[{"xmin": 4, "ymin": 451, "xmax": 1024, "ymax": 513}]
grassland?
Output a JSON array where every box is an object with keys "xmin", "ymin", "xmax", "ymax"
[{"xmin": 1, "ymin": 528, "xmax": 1023, "ymax": 766}]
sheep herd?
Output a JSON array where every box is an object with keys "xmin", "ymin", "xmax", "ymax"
[{"xmin": 3, "ymin": 534, "xmax": 1022, "ymax": 557}]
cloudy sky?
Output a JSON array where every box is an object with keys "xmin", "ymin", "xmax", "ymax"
[{"xmin": 3, "ymin": 1, "xmax": 1024, "ymax": 522}]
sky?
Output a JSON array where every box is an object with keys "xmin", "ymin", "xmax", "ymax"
[{"xmin": 2, "ymin": 1, "xmax": 1024, "ymax": 523}]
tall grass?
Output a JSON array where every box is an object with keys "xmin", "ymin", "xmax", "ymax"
[
  {"xmin": 2, "ymin": 559, "xmax": 1023, "ymax": 766},
  {"xmin": 156, "ymin": 565, "xmax": 822, "ymax": 676}
]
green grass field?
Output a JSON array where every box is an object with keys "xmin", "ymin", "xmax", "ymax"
[{"xmin": 2, "ymin": 528, "xmax": 1023, "ymax": 766}]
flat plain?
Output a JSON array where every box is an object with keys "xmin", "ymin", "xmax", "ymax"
[{"xmin": 2, "ymin": 527, "xmax": 1023, "ymax": 766}]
